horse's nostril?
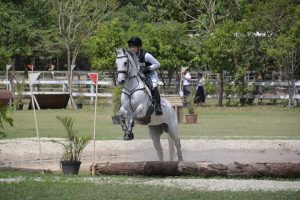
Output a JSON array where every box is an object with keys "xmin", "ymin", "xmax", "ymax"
[{"xmin": 118, "ymin": 80, "xmax": 125, "ymax": 85}]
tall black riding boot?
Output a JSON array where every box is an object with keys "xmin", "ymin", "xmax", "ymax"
[{"xmin": 152, "ymin": 87, "xmax": 163, "ymax": 115}]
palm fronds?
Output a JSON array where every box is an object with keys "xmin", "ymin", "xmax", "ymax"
[{"xmin": 55, "ymin": 115, "xmax": 90, "ymax": 161}]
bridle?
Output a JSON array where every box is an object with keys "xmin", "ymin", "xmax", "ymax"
[
  {"xmin": 116, "ymin": 51, "xmax": 138, "ymax": 79},
  {"xmin": 116, "ymin": 55, "xmax": 129, "ymax": 76}
]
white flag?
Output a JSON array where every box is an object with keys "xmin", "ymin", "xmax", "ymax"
[
  {"xmin": 181, "ymin": 67, "xmax": 188, "ymax": 74},
  {"xmin": 6, "ymin": 65, "xmax": 12, "ymax": 71},
  {"xmin": 28, "ymin": 72, "xmax": 41, "ymax": 85}
]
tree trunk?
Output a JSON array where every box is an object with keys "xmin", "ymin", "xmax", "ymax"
[
  {"xmin": 218, "ymin": 71, "xmax": 224, "ymax": 107},
  {"xmin": 67, "ymin": 47, "xmax": 71, "ymax": 94},
  {"xmin": 91, "ymin": 161, "xmax": 300, "ymax": 178}
]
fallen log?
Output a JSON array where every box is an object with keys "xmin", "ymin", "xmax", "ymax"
[{"xmin": 91, "ymin": 161, "xmax": 300, "ymax": 178}]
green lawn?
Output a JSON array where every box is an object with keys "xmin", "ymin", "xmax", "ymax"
[
  {"xmin": 2, "ymin": 103, "xmax": 300, "ymax": 140},
  {"xmin": 0, "ymin": 172, "xmax": 299, "ymax": 200}
]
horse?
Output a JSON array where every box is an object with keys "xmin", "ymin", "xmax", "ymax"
[{"xmin": 115, "ymin": 48, "xmax": 183, "ymax": 161}]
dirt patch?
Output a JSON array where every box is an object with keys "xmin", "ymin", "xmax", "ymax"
[{"xmin": 1, "ymin": 138, "xmax": 299, "ymax": 172}]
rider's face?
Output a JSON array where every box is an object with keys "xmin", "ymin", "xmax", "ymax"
[{"xmin": 129, "ymin": 46, "xmax": 140, "ymax": 54}]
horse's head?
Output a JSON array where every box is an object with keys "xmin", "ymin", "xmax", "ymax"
[
  {"xmin": 115, "ymin": 48, "xmax": 129, "ymax": 85},
  {"xmin": 115, "ymin": 48, "xmax": 139, "ymax": 85}
]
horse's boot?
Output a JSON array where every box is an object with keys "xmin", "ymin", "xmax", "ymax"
[{"xmin": 152, "ymin": 87, "xmax": 163, "ymax": 115}]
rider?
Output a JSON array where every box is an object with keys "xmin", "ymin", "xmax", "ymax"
[{"xmin": 128, "ymin": 36, "xmax": 163, "ymax": 115}]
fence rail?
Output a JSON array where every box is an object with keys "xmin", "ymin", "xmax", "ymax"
[{"xmin": 0, "ymin": 71, "xmax": 299, "ymax": 104}]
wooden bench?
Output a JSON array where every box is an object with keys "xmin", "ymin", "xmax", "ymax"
[
  {"xmin": 162, "ymin": 95, "xmax": 183, "ymax": 123},
  {"xmin": 0, "ymin": 90, "xmax": 14, "ymax": 106}
]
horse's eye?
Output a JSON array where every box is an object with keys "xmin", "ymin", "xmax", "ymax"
[{"xmin": 124, "ymin": 62, "xmax": 127, "ymax": 65}]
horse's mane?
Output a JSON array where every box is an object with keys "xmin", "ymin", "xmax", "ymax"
[{"xmin": 126, "ymin": 50, "xmax": 140, "ymax": 70}]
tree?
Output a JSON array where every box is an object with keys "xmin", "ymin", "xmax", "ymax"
[
  {"xmin": 141, "ymin": 21, "xmax": 193, "ymax": 93},
  {"xmin": 265, "ymin": 5, "xmax": 300, "ymax": 107},
  {"xmin": 0, "ymin": 0, "xmax": 58, "ymax": 70},
  {"xmin": 87, "ymin": 17, "xmax": 126, "ymax": 84},
  {"xmin": 174, "ymin": 0, "xmax": 248, "ymax": 106},
  {"xmin": 202, "ymin": 21, "xmax": 237, "ymax": 106},
  {"xmin": 51, "ymin": 0, "xmax": 117, "ymax": 99},
  {"xmin": 88, "ymin": 4, "xmax": 192, "ymax": 92}
]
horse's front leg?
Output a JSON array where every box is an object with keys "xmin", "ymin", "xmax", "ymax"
[
  {"xmin": 117, "ymin": 107, "xmax": 131, "ymax": 140},
  {"xmin": 124, "ymin": 116, "xmax": 135, "ymax": 140},
  {"xmin": 124, "ymin": 106, "xmax": 142, "ymax": 140},
  {"xmin": 122, "ymin": 105, "xmax": 143, "ymax": 141}
]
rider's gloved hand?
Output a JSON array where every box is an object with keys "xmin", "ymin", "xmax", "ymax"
[{"xmin": 140, "ymin": 66, "xmax": 152, "ymax": 74}]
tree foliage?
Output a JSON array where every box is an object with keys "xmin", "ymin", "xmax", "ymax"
[
  {"xmin": 0, "ymin": 104, "xmax": 13, "ymax": 138},
  {"xmin": 0, "ymin": 0, "xmax": 299, "ymax": 106},
  {"xmin": 0, "ymin": 1, "xmax": 55, "ymax": 57}
]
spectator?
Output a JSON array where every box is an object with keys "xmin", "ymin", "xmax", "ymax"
[
  {"xmin": 48, "ymin": 64, "xmax": 55, "ymax": 79},
  {"xmin": 194, "ymin": 72, "xmax": 206, "ymax": 106},
  {"xmin": 182, "ymin": 68, "xmax": 191, "ymax": 106}
]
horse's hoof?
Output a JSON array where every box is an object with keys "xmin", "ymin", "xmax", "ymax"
[{"xmin": 123, "ymin": 133, "xmax": 134, "ymax": 141}]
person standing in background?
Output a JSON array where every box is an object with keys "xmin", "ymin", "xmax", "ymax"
[
  {"xmin": 194, "ymin": 72, "xmax": 205, "ymax": 106},
  {"xmin": 48, "ymin": 64, "xmax": 55, "ymax": 79},
  {"xmin": 182, "ymin": 68, "xmax": 191, "ymax": 107}
]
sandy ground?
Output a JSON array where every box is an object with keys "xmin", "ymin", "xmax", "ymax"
[
  {"xmin": 1, "ymin": 138, "xmax": 300, "ymax": 191},
  {"xmin": 1, "ymin": 138, "xmax": 299, "ymax": 171}
]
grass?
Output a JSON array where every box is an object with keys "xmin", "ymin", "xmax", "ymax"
[
  {"xmin": 2, "ymin": 102, "xmax": 300, "ymax": 140},
  {"xmin": 0, "ymin": 172, "xmax": 299, "ymax": 200},
  {"xmin": 1, "ymin": 102, "xmax": 300, "ymax": 199},
  {"xmin": 180, "ymin": 106, "xmax": 300, "ymax": 139}
]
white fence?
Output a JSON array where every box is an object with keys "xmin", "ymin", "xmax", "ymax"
[{"xmin": 0, "ymin": 71, "xmax": 299, "ymax": 104}]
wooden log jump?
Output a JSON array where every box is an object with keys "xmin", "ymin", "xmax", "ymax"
[{"xmin": 91, "ymin": 161, "xmax": 300, "ymax": 178}]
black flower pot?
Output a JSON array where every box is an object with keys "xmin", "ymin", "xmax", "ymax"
[
  {"xmin": 60, "ymin": 161, "xmax": 81, "ymax": 175},
  {"xmin": 76, "ymin": 103, "xmax": 83, "ymax": 109}
]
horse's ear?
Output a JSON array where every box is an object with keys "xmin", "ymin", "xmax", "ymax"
[{"xmin": 115, "ymin": 47, "xmax": 125, "ymax": 55}]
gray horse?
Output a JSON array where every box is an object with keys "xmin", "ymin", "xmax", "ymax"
[{"xmin": 115, "ymin": 48, "xmax": 183, "ymax": 161}]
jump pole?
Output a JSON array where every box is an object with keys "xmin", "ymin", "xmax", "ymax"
[
  {"xmin": 88, "ymin": 73, "xmax": 99, "ymax": 164},
  {"xmin": 28, "ymin": 72, "xmax": 44, "ymax": 174}
]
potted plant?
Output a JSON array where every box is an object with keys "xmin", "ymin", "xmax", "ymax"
[
  {"xmin": 15, "ymin": 78, "xmax": 25, "ymax": 110},
  {"xmin": 111, "ymin": 86, "xmax": 122, "ymax": 124},
  {"xmin": 185, "ymin": 87, "xmax": 198, "ymax": 123},
  {"xmin": 54, "ymin": 115, "xmax": 90, "ymax": 175}
]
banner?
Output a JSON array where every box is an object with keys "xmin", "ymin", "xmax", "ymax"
[{"xmin": 88, "ymin": 73, "xmax": 98, "ymax": 86}]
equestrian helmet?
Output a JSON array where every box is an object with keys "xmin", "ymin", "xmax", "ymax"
[{"xmin": 128, "ymin": 37, "xmax": 142, "ymax": 47}]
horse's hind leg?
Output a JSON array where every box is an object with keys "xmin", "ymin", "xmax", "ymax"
[
  {"xmin": 149, "ymin": 126, "xmax": 163, "ymax": 161},
  {"xmin": 168, "ymin": 126, "xmax": 183, "ymax": 161},
  {"xmin": 168, "ymin": 135, "xmax": 175, "ymax": 161}
]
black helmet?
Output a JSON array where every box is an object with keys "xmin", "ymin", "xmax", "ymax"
[{"xmin": 128, "ymin": 36, "xmax": 142, "ymax": 47}]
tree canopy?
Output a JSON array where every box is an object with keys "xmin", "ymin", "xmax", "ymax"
[{"xmin": 0, "ymin": 0, "xmax": 299, "ymax": 105}]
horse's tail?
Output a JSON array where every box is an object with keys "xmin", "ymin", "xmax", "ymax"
[{"xmin": 161, "ymin": 98, "xmax": 178, "ymax": 124}]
